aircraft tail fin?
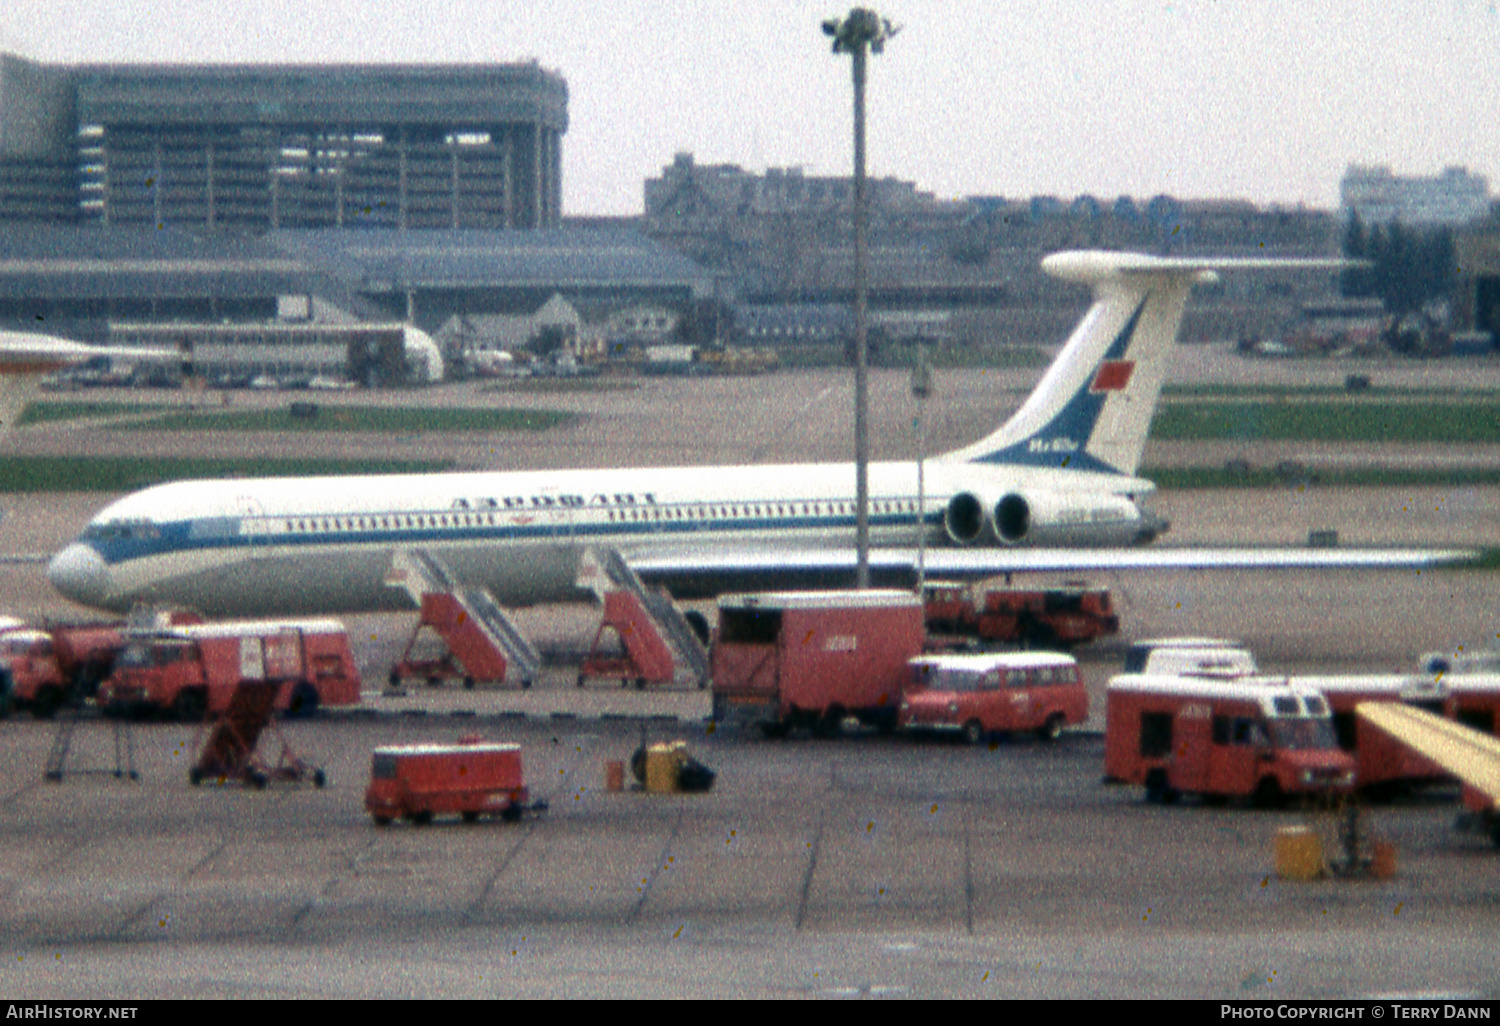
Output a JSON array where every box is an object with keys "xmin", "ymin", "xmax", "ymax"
[{"xmin": 939, "ymin": 251, "xmax": 1344, "ymax": 477}]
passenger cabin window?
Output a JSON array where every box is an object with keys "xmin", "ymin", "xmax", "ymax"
[{"xmin": 1272, "ymin": 697, "xmax": 1299, "ymax": 715}]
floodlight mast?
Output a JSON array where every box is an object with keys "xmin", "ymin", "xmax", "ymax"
[{"xmin": 822, "ymin": 8, "xmax": 898, "ymax": 589}]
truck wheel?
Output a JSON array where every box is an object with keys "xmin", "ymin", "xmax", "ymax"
[
  {"xmin": 286, "ymin": 683, "xmax": 320, "ymax": 719},
  {"xmin": 189, "ymin": 767, "xmax": 203, "ymax": 786},
  {"xmin": 372, "ymin": 815, "xmax": 392, "ymax": 827},
  {"xmin": 172, "ymin": 690, "xmax": 207, "ymax": 723},
  {"xmin": 461, "ymin": 811, "xmax": 480, "ymax": 823},
  {"xmin": 462, "ymin": 676, "xmax": 476, "ymax": 691},
  {"xmin": 963, "ymin": 720, "xmax": 984, "ymax": 746},
  {"xmin": 1252, "ymin": 778, "xmax": 1286, "ymax": 810},
  {"xmin": 32, "ymin": 687, "xmax": 63, "ymax": 720},
  {"xmin": 812, "ymin": 707, "xmax": 843, "ymax": 739},
  {"xmin": 248, "ymin": 770, "xmax": 269, "ymax": 790},
  {"xmin": 760, "ymin": 719, "xmax": 790, "ymax": 740},
  {"xmin": 311, "ymin": 769, "xmax": 326, "ymax": 788},
  {"xmin": 1036, "ymin": 714, "xmax": 1065, "ymax": 743},
  {"xmin": 1144, "ymin": 770, "xmax": 1177, "ymax": 805},
  {"xmin": 500, "ymin": 804, "xmax": 523, "ymax": 823},
  {"xmin": 1489, "ymin": 816, "xmax": 1500, "ymax": 850},
  {"xmin": 410, "ymin": 810, "xmax": 433, "ymax": 826}
]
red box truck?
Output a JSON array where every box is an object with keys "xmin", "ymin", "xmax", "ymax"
[
  {"xmin": 899, "ymin": 651, "xmax": 1087, "ymax": 743},
  {"xmin": 365, "ymin": 741, "xmax": 532, "ymax": 826},
  {"xmin": 1104, "ymin": 674, "xmax": 1355, "ymax": 806},
  {"xmin": 711, "ymin": 590, "xmax": 926, "ymax": 737},
  {"xmin": 99, "ymin": 618, "xmax": 361, "ymax": 720}
]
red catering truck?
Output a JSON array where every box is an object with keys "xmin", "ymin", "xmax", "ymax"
[
  {"xmin": 1104, "ymin": 674, "xmax": 1356, "ymax": 806},
  {"xmin": 899, "ymin": 651, "xmax": 1087, "ymax": 743},
  {"xmin": 99, "ymin": 619, "xmax": 361, "ymax": 720},
  {"xmin": 365, "ymin": 741, "xmax": 531, "ymax": 826},
  {"xmin": 711, "ymin": 590, "xmax": 926, "ymax": 737}
]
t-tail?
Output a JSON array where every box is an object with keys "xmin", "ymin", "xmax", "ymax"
[{"xmin": 939, "ymin": 251, "xmax": 1345, "ymax": 477}]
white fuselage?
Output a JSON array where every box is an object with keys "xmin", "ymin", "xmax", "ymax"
[{"xmin": 47, "ymin": 458, "xmax": 1152, "ymax": 616}]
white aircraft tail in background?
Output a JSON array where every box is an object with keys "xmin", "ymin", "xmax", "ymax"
[{"xmin": 0, "ymin": 330, "xmax": 176, "ymax": 441}]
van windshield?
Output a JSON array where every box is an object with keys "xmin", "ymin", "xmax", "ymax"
[{"xmin": 1267, "ymin": 718, "xmax": 1338, "ymax": 751}]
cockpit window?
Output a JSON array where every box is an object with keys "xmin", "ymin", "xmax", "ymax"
[{"xmin": 82, "ymin": 519, "xmax": 160, "ymax": 542}]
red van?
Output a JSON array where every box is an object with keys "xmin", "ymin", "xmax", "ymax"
[{"xmin": 899, "ymin": 651, "xmax": 1087, "ymax": 743}]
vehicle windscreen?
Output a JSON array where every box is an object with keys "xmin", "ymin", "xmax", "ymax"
[{"xmin": 1267, "ymin": 718, "xmax": 1338, "ymax": 751}]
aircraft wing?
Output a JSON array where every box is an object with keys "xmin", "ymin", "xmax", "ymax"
[
  {"xmin": 1357, "ymin": 703, "xmax": 1500, "ymax": 805},
  {"xmin": 627, "ymin": 544, "xmax": 1479, "ymax": 595}
]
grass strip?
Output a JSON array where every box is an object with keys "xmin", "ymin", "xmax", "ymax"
[
  {"xmin": 119, "ymin": 406, "xmax": 576, "ymax": 432},
  {"xmin": 1149, "ymin": 401, "xmax": 1500, "ymax": 444},
  {"xmin": 1146, "ymin": 465, "xmax": 1500, "ymax": 490},
  {"xmin": 18, "ymin": 401, "xmax": 177, "ymax": 425},
  {"xmin": 0, "ymin": 456, "xmax": 453, "ymax": 493}
]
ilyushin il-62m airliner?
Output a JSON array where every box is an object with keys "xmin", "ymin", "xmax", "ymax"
[{"xmin": 45, "ymin": 251, "xmax": 1474, "ymax": 618}]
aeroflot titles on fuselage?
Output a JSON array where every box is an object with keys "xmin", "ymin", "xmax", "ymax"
[{"xmin": 452, "ymin": 492, "xmax": 659, "ymax": 510}]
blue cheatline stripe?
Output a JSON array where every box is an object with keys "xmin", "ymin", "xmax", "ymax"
[
  {"xmin": 84, "ymin": 507, "xmax": 950, "ymax": 567},
  {"xmin": 970, "ymin": 298, "xmax": 1148, "ymax": 471}
]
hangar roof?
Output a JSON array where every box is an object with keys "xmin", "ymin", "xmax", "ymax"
[{"xmin": 265, "ymin": 229, "xmax": 712, "ymax": 296}]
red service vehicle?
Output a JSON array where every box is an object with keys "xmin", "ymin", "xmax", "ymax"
[
  {"xmin": 99, "ymin": 618, "xmax": 361, "ymax": 720},
  {"xmin": 1289, "ymin": 674, "xmax": 1453, "ymax": 795},
  {"xmin": 1448, "ymin": 676, "xmax": 1500, "ymax": 738},
  {"xmin": 0, "ymin": 622, "xmax": 126, "ymax": 718},
  {"xmin": 1291, "ymin": 672, "xmax": 1500, "ymax": 794},
  {"xmin": 364, "ymin": 740, "xmax": 538, "ymax": 825},
  {"xmin": 711, "ymin": 590, "xmax": 926, "ymax": 737},
  {"xmin": 899, "ymin": 651, "xmax": 1087, "ymax": 743},
  {"xmin": 922, "ymin": 580, "xmax": 1119, "ymax": 648},
  {"xmin": 0, "ymin": 629, "xmax": 68, "ymax": 717},
  {"xmin": 1104, "ymin": 674, "xmax": 1355, "ymax": 806}
]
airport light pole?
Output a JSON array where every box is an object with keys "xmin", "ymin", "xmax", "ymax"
[{"xmin": 823, "ymin": 8, "xmax": 897, "ymax": 589}]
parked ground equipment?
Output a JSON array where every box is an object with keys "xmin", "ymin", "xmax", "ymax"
[
  {"xmin": 1357, "ymin": 702, "xmax": 1500, "ymax": 849},
  {"xmin": 1104, "ymin": 673, "xmax": 1355, "ymax": 806},
  {"xmin": 385, "ymin": 550, "xmax": 541, "ymax": 690},
  {"xmin": 923, "ymin": 580, "xmax": 1119, "ymax": 649},
  {"xmin": 900, "ymin": 651, "xmax": 1087, "ymax": 743},
  {"xmin": 711, "ymin": 590, "xmax": 926, "ymax": 737},
  {"xmin": 627, "ymin": 740, "xmax": 716, "ymax": 793},
  {"xmin": 1, "ymin": 622, "xmax": 126, "ymax": 718},
  {"xmin": 188, "ymin": 679, "xmax": 325, "ymax": 788},
  {"xmin": 1287, "ymin": 674, "xmax": 1452, "ymax": 796},
  {"xmin": 364, "ymin": 739, "xmax": 546, "ymax": 825},
  {"xmin": 577, "ymin": 590, "xmax": 678, "ymax": 689},
  {"xmin": 99, "ymin": 618, "xmax": 360, "ymax": 720}
]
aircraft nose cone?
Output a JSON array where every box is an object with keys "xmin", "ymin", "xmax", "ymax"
[{"xmin": 47, "ymin": 543, "xmax": 108, "ymax": 607}]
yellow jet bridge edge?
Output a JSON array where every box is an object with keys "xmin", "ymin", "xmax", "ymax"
[{"xmin": 1356, "ymin": 701, "xmax": 1500, "ymax": 807}]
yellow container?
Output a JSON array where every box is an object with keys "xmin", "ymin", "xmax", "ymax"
[
  {"xmin": 645, "ymin": 742, "xmax": 687, "ymax": 794},
  {"xmin": 1274, "ymin": 826, "xmax": 1325, "ymax": 880}
]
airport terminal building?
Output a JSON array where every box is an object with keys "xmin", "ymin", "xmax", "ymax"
[{"xmin": 0, "ymin": 52, "xmax": 567, "ymax": 231}]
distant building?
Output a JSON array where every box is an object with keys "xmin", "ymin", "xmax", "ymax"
[
  {"xmin": 645, "ymin": 151, "xmax": 940, "ymax": 224},
  {"xmin": 0, "ymin": 52, "xmax": 567, "ymax": 231},
  {"xmin": 1340, "ymin": 164, "xmax": 1490, "ymax": 227}
]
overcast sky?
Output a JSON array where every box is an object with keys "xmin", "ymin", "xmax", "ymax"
[{"xmin": 5, "ymin": 1, "xmax": 1500, "ymax": 216}]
